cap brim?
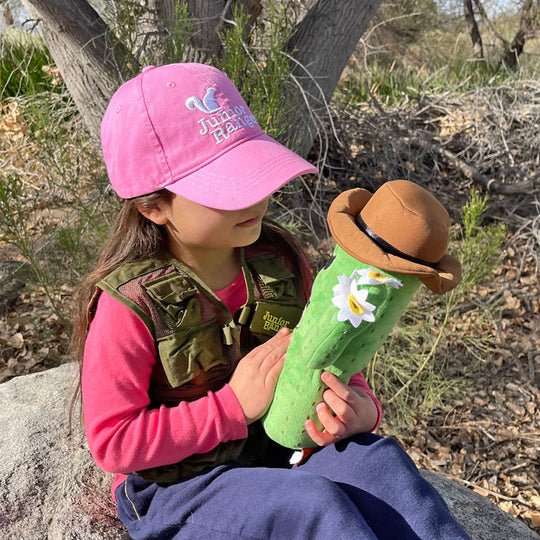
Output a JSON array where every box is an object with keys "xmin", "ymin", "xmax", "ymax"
[
  {"xmin": 164, "ymin": 133, "xmax": 317, "ymax": 210},
  {"xmin": 328, "ymin": 189, "xmax": 462, "ymax": 295}
]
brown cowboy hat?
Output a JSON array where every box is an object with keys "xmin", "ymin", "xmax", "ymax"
[{"xmin": 327, "ymin": 180, "xmax": 462, "ymax": 294}]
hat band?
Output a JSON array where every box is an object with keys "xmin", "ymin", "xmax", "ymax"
[{"xmin": 355, "ymin": 214, "xmax": 440, "ymax": 269}]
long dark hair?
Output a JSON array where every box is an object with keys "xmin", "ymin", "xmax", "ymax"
[
  {"xmin": 70, "ymin": 191, "xmax": 313, "ymax": 421},
  {"xmin": 70, "ymin": 190, "xmax": 171, "ymax": 424}
]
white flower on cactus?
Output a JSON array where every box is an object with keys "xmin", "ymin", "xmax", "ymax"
[
  {"xmin": 356, "ymin": 267, "xmax": 403, "ymax": 289},
  {"xmin": 332, "ymin": 273, "xmax": 377, "ymax": 328}
]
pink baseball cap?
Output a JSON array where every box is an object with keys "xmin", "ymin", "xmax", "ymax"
[{"xmin": 101, "ymin": 63, "xmax": 317, "ymax": 210}]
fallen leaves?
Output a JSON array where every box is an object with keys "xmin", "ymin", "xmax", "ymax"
[
  {"xmin": 0, "ymin": 101, "xmax": 28, "ymax": 142},
  {"xmin": 381, "ymin": 318, "xmax": 539, "ymax": 533},
  {"xmin": 0, "ymin": 288, "xmax": 70, "ymax": 383}
]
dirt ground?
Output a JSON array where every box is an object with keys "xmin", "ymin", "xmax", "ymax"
[{"xmin": 1, "ymin": 84, "xmax": 539, "ymax": 533}]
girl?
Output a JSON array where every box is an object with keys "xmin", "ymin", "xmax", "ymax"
[{"xmin": 74, "ymin": 63, "xmax": 470, "ymax": 539}]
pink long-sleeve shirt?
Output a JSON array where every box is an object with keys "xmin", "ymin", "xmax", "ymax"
[{"xmin": 83, "ymin": 285, "xmax": 382, "ymax": 501}]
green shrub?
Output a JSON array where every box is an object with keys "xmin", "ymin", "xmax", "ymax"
[
  {"xmin": 218, "ymin": 4, "xmax": 293, "ymax": 142},
  {"xmin": 0, "ymin": 28, "xmax": 60, "ymax": 98},
  {"xmin": 0, "ymin": 90, "xmax": 111, "ymax": 323}
]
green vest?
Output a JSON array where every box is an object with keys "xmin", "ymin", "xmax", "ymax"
[{"xmin": 90, "ymin": 245, "xmax": 306, "ymax": 483}]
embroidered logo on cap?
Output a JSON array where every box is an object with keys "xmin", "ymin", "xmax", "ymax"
[
  {"xmin": 185, "ymin": 87, "xmax": 221, "ymax": 114},
  {"xmin": 185, "ymin": 86, "xmax": 259, "ymax": 145}
]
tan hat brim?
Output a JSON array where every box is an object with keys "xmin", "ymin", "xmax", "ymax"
[{"xmin": 328, "ymin": 189, "xmax": 462, "ymax": 295}]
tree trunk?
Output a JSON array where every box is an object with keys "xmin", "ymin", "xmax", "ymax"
[
  {"xmin": 464, "ymin": 0, "xmax": 483, "ymax": 59},
  {"xmin": 472, "ymin": 0, "xmax": 506, "ymax": 50},
  {"xmin": 21, "ymin": 0, "xmax": 127, "ymax": 138},
  {"xmin": 143, "ymin": 0, "xmax": 261, "ymax": 65},
  {"xmin": 20, "ymin": 0, "xmax": 379, "ymax": 156},
  {"xmin": 284, "ymin": 0, "xmax": 384, "ymax": 156},
  {"xmin": 182, "ymin": 0, "xmax": 262, "ymax": 59},
  {"xmin": 1, "ymin": 0, "xmax": 15, "ymax": 26},
  {"xmin": 501, "ymin": 0, "xmax": 537, "ymax": 69}
]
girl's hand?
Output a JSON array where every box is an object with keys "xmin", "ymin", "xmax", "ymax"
[
  {"xmin": 305, "ymin": 371, "xmax": 379, "ymax": 446},
  {"xmin": 229, "ymin": 327, "xmax": 291, "ymax": 425}
]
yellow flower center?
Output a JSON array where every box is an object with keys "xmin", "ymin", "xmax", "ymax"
[
  {"xmin": 348, "ymin": 294, "xmax": 364, "ymax": 315},
  {"xmin": 368, "ymin": 270, "xmax": 386, "ymax": 281}
]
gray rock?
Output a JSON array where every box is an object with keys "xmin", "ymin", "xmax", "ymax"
[
  {"xmin": 421, "ymin": 470, "xmax": 539, "ymax": 540},
  {"xmin": 0, "ymin": 363, "xmax": 537, "ymax": 540},
  {"xmin": 0, "ymin": 362, "xmax": 128, "ymax": 539}
]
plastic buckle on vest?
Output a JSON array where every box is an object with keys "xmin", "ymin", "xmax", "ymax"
[
  {"xmin": 222, "ymin": 320, "xmax": 239, "ymax": 346},
  {"xmin": 238, "ymin": 305, "xmax": 252, "ymax": 326}
]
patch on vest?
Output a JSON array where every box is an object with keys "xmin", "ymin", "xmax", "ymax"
[{"xmin": 249, "ymin": 301, "xmax": 304, "ymax": 337}]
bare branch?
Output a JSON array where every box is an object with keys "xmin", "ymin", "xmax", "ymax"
[
  {"xmin": 472, "ymin": 0, "xmax": 507, "ymax": 49},
  {"xmin": 409, "ymin": 137, "xmax": 539, "ymax": 194},
  {"xmin": 464, "ymin": 0, "xmax": 483, "ymax": 58}
]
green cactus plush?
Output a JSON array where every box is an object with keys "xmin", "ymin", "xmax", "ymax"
[
  {"xmin": 262, "ymin": 246, "xmax": 420, "ymax": 449},
  {"xmin": 262, "ymin": 180, "xmax": 462, "ymax": 449}
]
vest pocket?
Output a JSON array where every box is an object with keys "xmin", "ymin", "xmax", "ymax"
[
  {"xmin": 143, "ymin": 273, "xmax": 199, "ymax": 329},
  {"xmin": 157, "ymin": 321, "xmax": 227, "ymax": 388},
  {"xmin": 249, "ymin": 255, "xmax": 298, "ymax": 300},
  {"xmin": 249, "ymin": 301, "xmax": 304, "ymax": 339}
]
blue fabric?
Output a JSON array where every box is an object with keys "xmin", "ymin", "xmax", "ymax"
[{"xmin": 116, "ymin": 433, "xmax": 470, "ymax": 540}]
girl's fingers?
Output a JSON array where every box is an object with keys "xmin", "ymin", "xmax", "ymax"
[
  {"xmin": 304, "ymin": 419, "xmax": 332, "ymax": 446},
  {"xmin": 265, "ymin": 355, "xmax": 285, "ymax": 386},
  {"xmin": 321, "ymin": 371, "xmax": 353, "ymax": 401},
  {"xmin": 322, "ymin": 388, "xmax": 353, "ymax": 421},
  {"xmin": 321, "ymin": 372, "xmax": 357, "ymax": 422},
  {"xmin": 305, "ymin": 373, "xmax": 378, "ymax": 445},
  {"xmin": 305, "ymin": 404, "xmax": 345, "ymax": 446},
  {"xmin": 229, "ymin": 328, "xmax": 291, "ymax": 424},
  {"xmin": 260, "ymin": 335, "xmax": 291, "ymax": 370},
  {"xmin": 246, "ymin": 327, "xmax": 291, "ymax": 363},
  {"xmin": 315, "ymin": 402, "xmax": 346, "ymax": 439},
  {"xmin": 262, "ymin": 327, "xmax": 291, "ymax": 351}
]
